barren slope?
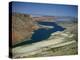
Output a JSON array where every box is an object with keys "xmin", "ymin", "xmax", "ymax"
[{"xmin": 12, "ymin": 13, "xmax": 39, "ymax": 45}]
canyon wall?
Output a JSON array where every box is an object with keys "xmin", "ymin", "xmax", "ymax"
[{"xmin": 12, "ymin": 13, "xmax": 39, "ymax": 45}]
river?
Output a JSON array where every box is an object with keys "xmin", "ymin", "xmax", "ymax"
[{"xmin": 13, "ymin": 22, "xmax": 65, "ymax": 47}]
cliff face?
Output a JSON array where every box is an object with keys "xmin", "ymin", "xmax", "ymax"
[{"xmin": 12, "ymin": 13, "xmax": 39, "ymax": 45}]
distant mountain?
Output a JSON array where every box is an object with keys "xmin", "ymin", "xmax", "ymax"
[
  {"xmin": 32, "ymin": 16, "xmax": 77, "ymax": 22},
  {"xmin": 32, "ymin": 16, "xmax": 56, "ymax": 22}
]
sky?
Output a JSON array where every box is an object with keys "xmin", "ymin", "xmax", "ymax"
[{"xmin": 11, "ymin": 1, "xmax": 78, "ymax": 17}]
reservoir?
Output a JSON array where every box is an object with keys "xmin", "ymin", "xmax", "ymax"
[{"xmin": 13, "ymin": 22, "xmax": 65, "ymax": 47}]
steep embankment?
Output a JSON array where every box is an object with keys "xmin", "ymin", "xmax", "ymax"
[{"xmin": 12, "ymin": 13, "xmax": 39, "ymax": 45}]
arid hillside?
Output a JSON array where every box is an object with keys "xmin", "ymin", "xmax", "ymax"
[
  {"xmin": 32, "ymin": 16, "xmax": 56, "ymax": 22},
  {"xmin": 12, "ymin": 13, "xmax": 39, "ymax": 45}
]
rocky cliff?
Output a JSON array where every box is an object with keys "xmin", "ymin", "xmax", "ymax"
[{"xmin": 12, "ymin": 13, "xmax": 39, "ymax": 45}]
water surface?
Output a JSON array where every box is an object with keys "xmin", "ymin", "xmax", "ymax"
[{"xmin": 13, "ymin": 22, "xmax": 65, "ymax": 47}]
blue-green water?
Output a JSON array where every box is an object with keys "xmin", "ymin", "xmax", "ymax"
[{"xmin": 13, "ymin": 22, "xmax": 65, "ymax": 47}]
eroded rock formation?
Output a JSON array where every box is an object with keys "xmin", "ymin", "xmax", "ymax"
[{"xmin": 12, "ymin": 13, "xmax": 39, "ymax": 45}]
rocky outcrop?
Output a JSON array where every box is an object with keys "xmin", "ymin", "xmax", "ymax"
[{"xmin": 12, "ymin": 13, "xmax": 39, "ymax": 45}]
